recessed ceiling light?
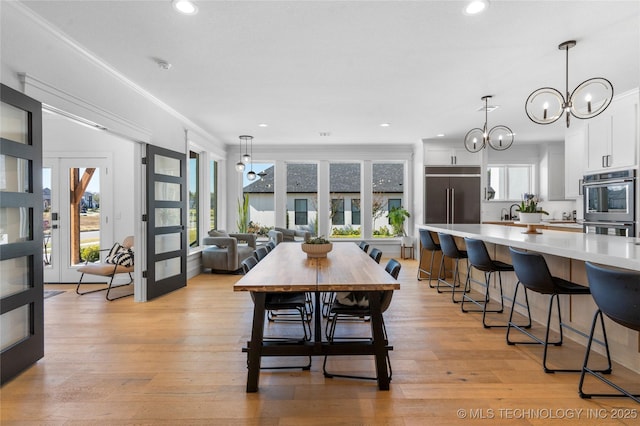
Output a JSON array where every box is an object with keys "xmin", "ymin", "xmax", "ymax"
[
  {"xmin": 437, "ymin": 133, "xmax": 445, "ymax": 137},
  {"xmin": 258, "ymin": 123, "xmax": 268, "ymax": 127},
  {"xmin": 380, "ymin": 123, "xmax": 391, "ymax": 127},
  {"xmin": 464, "ymin": 0, "xmax": 489, "ymax": 15},
  {"xmin": 173, "ymin": 0, "xmax": 198, "ymax": 15}
]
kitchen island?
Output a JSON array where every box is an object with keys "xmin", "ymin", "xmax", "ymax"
[{"xmin": 419, "ymin": 224, "xmax": 640, "ymax": 373}]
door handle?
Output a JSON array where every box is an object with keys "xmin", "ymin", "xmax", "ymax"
[
  {"xmin": 450, "ymin": 188, "xmax": 455, "ymax": 224},
  {"xmin": 445, "ymin": 188, "xmax": 450, "ymax": 224}
]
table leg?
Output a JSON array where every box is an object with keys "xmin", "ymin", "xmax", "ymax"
[
  {"xmin": 314, "ymin": 291, "xmax": 322, "ymax": 343},
  {"xmin": 246, "ymin": 292, "xmax": 266, "ymax": 392},
  {"xmin": 368, "ymin": 291, "xmax": 390, "ymax": 390}
]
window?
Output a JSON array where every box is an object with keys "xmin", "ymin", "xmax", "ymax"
[
  {"xmin": 294, "ymin": 199, "xmax": 308, "ymax": 225},
  {"xmin": 372, "ymin": 163, "xmax": 404, "ymax": 237},
  {"xmin": 487, "ymin": 165, "xmax": 532, "ymax": 201},
  {"xmin": 243, "ymin": 162, "xmax": 275, "ymax": 236},
  {"xmin": 331, "ymin": 198, "xmax": 344, "ymax": 225},
  {"xmin": 330, "ymin": 162, "xmax": 360, "ymax": 237},
  {"xmin": 287, "ymin": 163, "xmax": 316, "ymax": 232},
  {"xmin": 209, "ymin": 159, "xmax": 217, "ymax": 230},
  {"xmin": 188, "ymin": 151, "xmax": 199, "ymax": 247},
  {"xmin": 351, "ymin": 198, "xmax": 361, "ymax": 225}
]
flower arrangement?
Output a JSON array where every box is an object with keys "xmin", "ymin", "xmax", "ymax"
[{"xmin": 516, "ymin": 193, "xmax": 549, "ymax": 215}]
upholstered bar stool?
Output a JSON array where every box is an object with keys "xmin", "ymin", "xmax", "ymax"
[
  {"xmin": 507, "ymin": 248, "xmax": 611, "ymax": 374},
  {"xmin": 579, "ymin": 262, "xmax": 639, "ymax": 402},
  {"xmin": 461, "ymin": 237, "xmax": 514, "ymax": 328},
  {"xmin": 417, "ymin": 229, "xmax": 442, "ymax": 287},
  {"xmin": 436, "ymin": 233, "xmax": 468, "ymax": 303}
]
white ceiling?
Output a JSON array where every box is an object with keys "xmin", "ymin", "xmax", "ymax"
[{"xmin": 14, "ymin": 1, "xmax": 640, "ymax": 147}]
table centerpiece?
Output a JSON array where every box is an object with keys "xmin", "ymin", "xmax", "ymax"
[{"xmin": 301, "ymin": 236, "xmax": 333, "ymax": 258}]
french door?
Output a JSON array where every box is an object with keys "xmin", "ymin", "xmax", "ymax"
[
  {"xmin": 0, "ymin": 84, "xmax": 44, "ymax": 384},
  {"xmin": 42, "ymin": 157, "xmax": 112, "ymax": 283},
  {"xmin": 145, "ymin": 144, "xmax": 187, "ymax": 300}
]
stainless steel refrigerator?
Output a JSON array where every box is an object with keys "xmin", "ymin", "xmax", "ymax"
[{"xmin": 424, "ymin": 166, "xmax": 481, "ymax": 224}]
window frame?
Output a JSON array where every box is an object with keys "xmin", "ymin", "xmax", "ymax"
[
  {"xmin": 487, "ymin": 164, "xmax": 533, "ymax": 202},
  {"xmin": 294, "ymin": 198, "xmax": 308, "ymax": 225}
]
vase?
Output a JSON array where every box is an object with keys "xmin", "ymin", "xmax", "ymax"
[
  {"xmin": 301, "ymin": 242, "xmax": 333, "ymax": 258},
  {"xmin": 518, "ymin": 212, "xmax": 543, "ymax": 224}
]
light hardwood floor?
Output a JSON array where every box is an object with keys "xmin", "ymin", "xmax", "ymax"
[{"xmin": 2, "ymin": 258, "xmax": 638, "ymax": 425}]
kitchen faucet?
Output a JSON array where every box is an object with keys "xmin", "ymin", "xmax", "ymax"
[{"xmin": 509, "ymin": 203, "xmax": 520, "ymax": 220}]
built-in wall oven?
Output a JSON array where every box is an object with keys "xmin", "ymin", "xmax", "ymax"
[{"xmin": 583, "ymin": 169, "xmax": 636, "ymax": 237}]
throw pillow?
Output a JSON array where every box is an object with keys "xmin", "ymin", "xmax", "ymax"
[
  {"xmin": 105, "ymin": 242, "xmax": 124, "ymax": 264},
  {"xmin": 208, "ymin": 229, "xmax": 229, "ymax": 237},
  {"xmin": 113, "ymin": 250, "xmax": 134, "ymax": 267}
]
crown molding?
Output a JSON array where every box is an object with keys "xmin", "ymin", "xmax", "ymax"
[{"xmin": 11, "ymin": 1, "xmax": 217, "ymax": 144}]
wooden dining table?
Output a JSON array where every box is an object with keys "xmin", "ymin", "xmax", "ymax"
[{"xmin": 234, "ymin": 242, "xmax": 400, "ymax": 392}]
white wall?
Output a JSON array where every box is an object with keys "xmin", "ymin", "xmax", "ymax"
[{"xmin": 43, "ymin": 114, "xmax": 136, "ymax": 242}]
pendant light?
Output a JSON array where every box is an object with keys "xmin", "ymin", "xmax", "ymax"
[
  {"xmin": 463, "ymin": 95, "xmax": 514, "ymax": 153},
  {"xmin": 235, "ymin": 135, "xmax": 246, "ymax": 172},
  {"xmin": 241, "ymin": 135, "xmax": 252, "ymax": 163},
  {"xmin": 525, "ymin": 40, "xmax": 614, "ymax": 128},
  {"xmin": 246, "ymin": 136, "xmax": 256, "ymax": 181}
]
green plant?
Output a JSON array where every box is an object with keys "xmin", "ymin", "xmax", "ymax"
[
  {"xmin": 516, "ymin": 193, "xmax": 549, "ymax": 215},
  {"xmin": 237, "ymin": 194, "xmax": 249, "ymax": 232},
  {"xmin": 373, "ymin": 226, "xmax": 392, "ymax": 237},
  {"xmin": 307, "ymin": 235, "xmax": 330, "ymax": 244},
  {"xmin": 80, "ymin": 244, "xmax": 100, "ymax": 262},
  {"xmin": 387, "ymin": 206, "xmax": 410, "ymax": 236}
]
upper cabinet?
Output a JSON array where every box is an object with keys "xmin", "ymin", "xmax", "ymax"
[
  {"xmin": 585, "ymin": 89, "xmax": 639, "ymax": 172},
  {"xmin": 424, "ymin": 144, "xmax": 482, "ymax": 166}
]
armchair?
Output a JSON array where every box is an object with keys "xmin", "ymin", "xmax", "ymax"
[
  {"xmin": 267, "ymin": 227, "xmax": 311, "ymax": 245},
  {"xmin": 202, "ymin": 230, "xmax": 257, "ymax": 273}
]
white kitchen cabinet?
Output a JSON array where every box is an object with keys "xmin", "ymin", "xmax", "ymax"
[
  {"xmin": 424, "ymin": 146, "xmax": 482, "ymax": 166},
  {"xmin": 585, "ymin": 89, "xmax": 639, "ymax": 172},
  {"xmin": 547, "ymin": 144, "xmax": 565, "ymax": 200},
  {"xmin": 564, "ymin": 125, "xmax": 586, "ymax": 198}
]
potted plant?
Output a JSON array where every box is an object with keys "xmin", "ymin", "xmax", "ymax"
[
  {"xmin": 387, "ymin": 206, "xmax": 412, "ymax": 246},
  {"xmin": 516, "ymin": 193, "xmax": 549, "ymax": 224},
  {"xmin": 301, "ymin": 235, "xmax": 333, "ymax": 258}
]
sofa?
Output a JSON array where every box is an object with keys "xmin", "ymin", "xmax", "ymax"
[
  {"xmin": 267, "ymin": 227, "xmax": 311, "ymax": 245},
  {"xmin": 202, "ymin": 230, "xmax": 257, "ymax": 272}
]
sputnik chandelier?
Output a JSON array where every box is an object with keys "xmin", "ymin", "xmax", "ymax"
[
  {"xmin": 525, "ymin": 40, "xmax": 614, "ymax": 128},
  {"xmin": 463, "ymin": 95, "xmax": 514, "ymax": 153}
]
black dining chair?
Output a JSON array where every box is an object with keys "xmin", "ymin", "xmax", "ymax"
[
  {"xmin": 253, "ymin": 246, "xmax": 269, "ymax": 262},
  {"xmin": 241, "ymin": 257, "xmax": 311, "ymax": 343},
  {"xmin": 417, "ymin": 229, "xmax": 441, "ymax": 287},
  {"xmin": 436, "ymin": 233, "xmax": 468, "ymax": 303},
  {"xmin": 461, "ymin": 237, "xmax": 514, "ymax": 328},
  {"xmin": 579, "ymin": 262, "xmax": 639, "ymax": 402},
  {"xmin": 507, "ymin": 248, "xmax": 612, "ymax": 374},
  {"xmin": 369, "ymin": 248, "xmax": 382, "ymax": 264},
  {"xmin": 358, "ymin": 241, "xmax": 370, "ymax": 253},
  {"xmin": 323, "ymin": 258, "xmax": 401, "ymax": 381}
]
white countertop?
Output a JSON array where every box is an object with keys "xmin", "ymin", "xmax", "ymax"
[{"xmin": 421, "ymin": 224, "xmax": 640, "ymax": 271}]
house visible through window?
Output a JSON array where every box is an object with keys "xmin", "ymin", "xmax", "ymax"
[
  {"xmin": 351, "ymin": 198, "xmax": 361, "ymax": 225},
  {"xmin": 294, "ymin": 199, "xmax": 308, "ymax": 225},
  {"xmin": 331, "ymin": 198, "xmax": 345, "ymax": 225}
]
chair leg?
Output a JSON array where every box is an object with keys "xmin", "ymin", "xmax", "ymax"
[
  {"xmin": 105, "ymin": 272, "xmax": 134, "ymax": 301},
  {"xmin": 579, "ymin": 310, "xmax": 634, "ymax": 401},
  {"xmin": 450, "ymin": 259, "xmax": 469, "ymax": 303},
  {"xmin": 461, "ymin": 270, "xmax": 507, "ymax": 328},
  {"xmin": 506, "ymin": 282, "xmax": 534, "ymax": 345}
]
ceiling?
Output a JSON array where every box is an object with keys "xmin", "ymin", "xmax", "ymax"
[{"xmin": 14, "ymin": 1, "xmax": 640, "ymax": 147}]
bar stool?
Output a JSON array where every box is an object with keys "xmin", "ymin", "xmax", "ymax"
[
  {"xmin": 461, "ymin": 237, "xmax": 513, "ymax": 328},
  {"xmin": 507, "ymin": 248, "xmax": 611, "ymax": 374},
  {"xmin": 436, "ymin": 233, "xmax": 468, "ymax": 303},
  {"xmin": 417, "ymin": 229, "xmax": 441, "ymax": 287},
  {"xmin": 579, "ymin": 262, "xmax": 639, "ymax": 402}
]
